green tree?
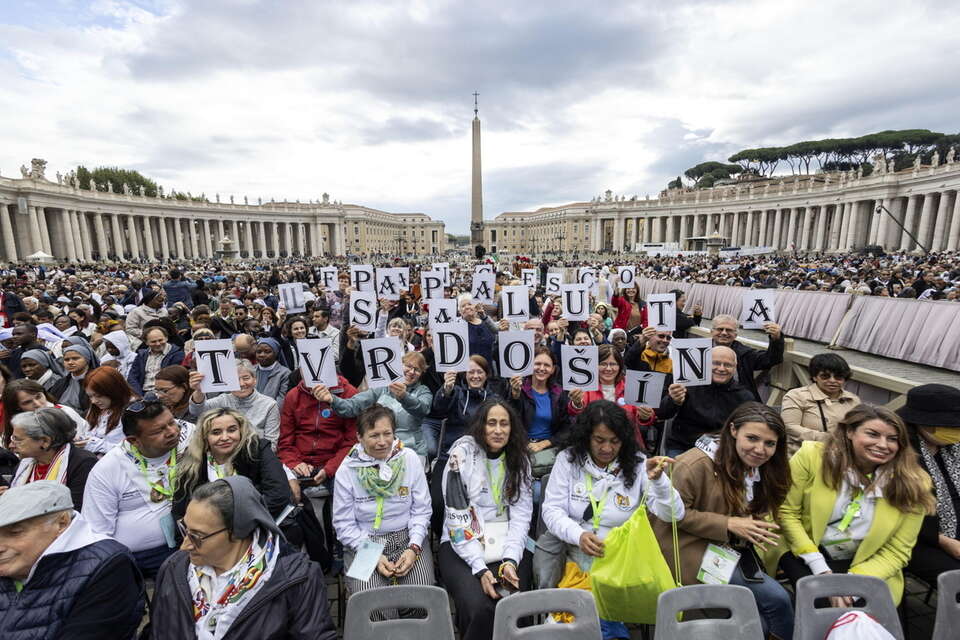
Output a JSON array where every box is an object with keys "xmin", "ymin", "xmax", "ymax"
[
  {"xmin": 75, "ymin": 165, "xmax": 159, "ymax": 196},
  {"xmin": 666, "ymin": 175, "xmax": 683, "ymax": 189}
]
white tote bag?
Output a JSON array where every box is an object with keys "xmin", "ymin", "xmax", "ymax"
[{"xmin": 824, "ymin": 611, "xmax": 897, "ymax": 640}]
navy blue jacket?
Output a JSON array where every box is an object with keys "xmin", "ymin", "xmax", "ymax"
[{"xmin": 0, "ymin": 537, "xmax": 144, "ymax": 640}]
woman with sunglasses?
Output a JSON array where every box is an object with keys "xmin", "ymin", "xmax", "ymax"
[
  {"xmin": 782, "ymin": 354, "xmax": 860, "ymax": 456},
  {"xmin": 148, "ymin": 476, "xmax": 337, "ymax": 640},
  {"xmin": 173, "ymin": 408, "xmax": 291, "ymax": 524}
]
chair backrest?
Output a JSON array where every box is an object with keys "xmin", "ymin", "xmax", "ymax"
[
  {"xmin": 794, "ymin": 573, "xmax": 903, "ymax": 640},
  {"xmin": 343, "ymin": 585, "xmax": 455, "ymax": 640},
  {"xmin": 654, "ymin": 584, "xmax": 764, "ymax": 640},
  {"xmin": 535, "ymin": 473, "xmax": 551, "ymax": 539},
  {"xmin": 933, "ymin": 569, "xmax": 960, "ymax": 640},
  {"xmin": 491, "ymin": 588, "xmax": 602, "ymax": 640}
]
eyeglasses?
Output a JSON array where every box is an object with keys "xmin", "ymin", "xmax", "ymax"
[
  {"xmin": 656, "ymin": 334, "xmax": 673, "ymax": 341},
  {"xmin": 816, "ymin": 372, "xmax": 847, "ymax": 381},
  {"xmin": 153, "ymin": 385, "xmax": 178, "ymax": 396},
  {"xmin": 713, "ymin": 327, "xmax": 737, "ymax": 334},
  {"xmin": 125, "ymin": 397, "xmax": 164, "ymax": 415},
  {"xmin": 176, "ymin": 519, "xmax": 228, "ymax": 549},
  {"xmin": 599, "ymin": 362, "xmax": 620, "ymax": 369}
]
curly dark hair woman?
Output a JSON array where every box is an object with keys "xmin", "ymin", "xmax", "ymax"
[
  {"xmin": 565, "ymin": 399, "xmax": 640, "ymax": 489},
  {"xmin": 466, "ymin": 399, "xmax": 530, "ymax": 505}
]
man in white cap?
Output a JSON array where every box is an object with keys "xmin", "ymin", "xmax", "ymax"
[{"xmin": 0, "ymin": 480, "xmax": 144, "ymax": 639}]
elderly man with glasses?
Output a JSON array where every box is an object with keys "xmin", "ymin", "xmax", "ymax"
[
  {"xmin": 658, "ymin": 345, "xmax": 755, "ymax": 458},
  {"xmin": 710, "ymin": 314, "xmax": 784, "ymax": 402},
  {"xmin": 0, "ymin": 481, "xmax": 145, "ymax": 639},
  {"xmin": 81, "ymin": 400, "xmax": 193, "ymax": 578}
]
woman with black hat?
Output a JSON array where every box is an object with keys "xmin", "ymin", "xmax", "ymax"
[
  {"xmin": 900, "ymin": 384, "xmax": 960, "ymax": 585},
  {"xmin": 147, "ymin": 476, "xmax": 336, "ymax": 640}
]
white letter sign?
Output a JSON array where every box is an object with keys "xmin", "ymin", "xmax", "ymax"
[
  {"xmin": 475, "ymin": 263, "xmax": 494, "ymax": 275},
  {"xmin": 560, "ymin": 283, "xmax": 589, "ymax": 321},
  {"xmin": 376, "ymin": 268, "xmax": 407, "ymax": 300},
  {"xmin": 432, "ymin": 322, "xmax": 470, "ymax": 372},
  {"xmin": 646, "ymin": 293, "xmax": 677, "ymax": 332},
  {"xmin": 669, "ymin": 338, "xmax": 713, "ymax": 387},
  {"xmin": 319, "ymin": 267, "xmax": 338, "ymax": 290},
  {"xmin": 296, "ymin": 338, "xmax": 338, "ymax": 388},
  {"xmin": 432, "ymin": 263, "xmax": 450, "ymax": 286},
  {"xmin": 361, "ymin": 337, "xmax": 404, "ymax": 388},
  {"xmin": 427, "ymin": 298, "xmax": 458, "ymax": 327},
  {"xmin": 278, "ymin": 283, "xmax": 306, "ymax": 313},
  {"xmin": 472, "ymin": 273, "xmax": 495, "ymax": 306},
  {"xmin": 501, "ymin": 285, "xmax": 530, "ymax": 323},
  {"xmin": 740, "ymin": 290, "xmax": 777, "ymax": 329},
  {"xmin": 617, "ymin": 266, "xmax": 636, "ymax": 290},
  {"xmin": 350, "ymin": 265, "xmax": 375, "ymax": 292},
  {"xmin": 195, "ymin": 339, "xmax": 240, "ymax": 393},
  {"xmin": 498, "ymin": 330, "xmax": 535, "ymax": 377},
  {"xmin": 421, "ymin": 270, "xmax": 445, "ymax": 300},
  {"xmin": 521, "ymin": 269, "xmax": 538, "ymax": 290},
  {"xmin": 545, "ymin": 271, "xmax": 563, "ymax": 295},
  {"xmin": 349, "ymin": 291, "xmax": 378, "ymax": 333},
  {"xmin": 624, "ymin": 371, "xmax": 667, "ymax": 409},
  {"xmin": 561, "ymin": 344, "xmax": 599, "ymax": 391}
]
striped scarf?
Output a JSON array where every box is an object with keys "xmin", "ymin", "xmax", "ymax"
[{"xmin": 12, "ymin": 444, "xmax": 71, "ymax": 487}]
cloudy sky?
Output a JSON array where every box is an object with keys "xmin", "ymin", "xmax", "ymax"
[{"xmin": 2, "ymin": 1, "xmax": 958, "ymax": 234}]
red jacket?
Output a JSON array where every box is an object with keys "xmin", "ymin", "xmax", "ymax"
[
  {"xmin": 566, "ymin": 378, "xmax": 653, "ymax": 448},
  {"xmin": 278, "ymin": 376, "xmax": 358, "ymax": 479},
  {"xmin": 611, "ymin": 295, "xmax": 648, "ymax": 330}
]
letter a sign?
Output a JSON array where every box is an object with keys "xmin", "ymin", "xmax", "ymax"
[
  {"xmin": 296, "ymin": 338, "xmax": 338, "ymax": 388},
  {"xmin": 195, "ymin": 339, "xmax": 240, "ymax": 393},
  {"xmin": 472, "ymin": 273, "xmax": 495, "ymax": 306},
  {"xmin": 561, "ymin": 344, "xmax": 599, "ymax": 391},
  {"xmin": 740, "ymin": 290, "xmax": 777, "ymax": 329},
  {"xmin": 361, "ymin": 337, "xmax": 404, "ymax": 388},
  {"xmin": 432, "ymin": 322, "xmax": 470, "ymax": 372},
  {"xmin": 669, "ymin": 338, "xmax": 713, "ymax": 387}
]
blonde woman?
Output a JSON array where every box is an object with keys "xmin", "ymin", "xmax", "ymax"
[
  {"xmin": 172, "ymin": 408, "xmax": 291, "ymax": 524},
  {"xmin": 772, "ymin": 404, "xmax": 935, "ymax": 606}
]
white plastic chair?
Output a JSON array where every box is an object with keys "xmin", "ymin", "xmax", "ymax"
[
  {"xmin": 492, "ymin": 588, "xmax": 602, "ymax": 640},
  {"xmin": 654, "ymin": 584, "xmax": 764, "ymax": 640},
  {"xmin": 794, "ymin": 573, "xmax": 903, "ymax": 640},
  {"xmin": 343, "ymin": 584, "xmax": 455, "ymax": 640}
]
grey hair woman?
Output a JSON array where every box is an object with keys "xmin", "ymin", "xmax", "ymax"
[
  {"xmin": 7, "ymin": 407, "xmax": 98, "ymax": 509},
  {"xmin": 187, "ymin": 360, "xmax": 282, "ymax": 447}
]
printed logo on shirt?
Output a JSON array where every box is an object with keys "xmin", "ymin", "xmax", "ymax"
[
  {"xmin": 573, "ymin": 482, "xmax": 587, "ymax": 497},
  {"xmin": 448, "ymin": 526, "xmax": 476, "ymax": 543},
  {"xmin": 614, "ymin": 493, "xmax": 631, "ymax": 510},
  {"xmin": 397, "ymin": 486, "xmax": 409, "ymax": 497}
]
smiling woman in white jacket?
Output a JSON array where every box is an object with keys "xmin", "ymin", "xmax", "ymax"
[
  {"xmin": 439, "ymin": 399, "xmax": 533, "ymax": 640},
  {"xmin": 332, "ymin": 405, "xmax": 433, "ymax": 613},
  {"xmin": 539, "ymin": 399, "xmax": 683, "ymax": 640}
]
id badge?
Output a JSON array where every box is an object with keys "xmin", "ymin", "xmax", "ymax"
[
  {"xmin": 346, "ymin": 538, "xmax": 386, "ymax": 582},
  {"xmin": 697, "ymin": 544, "xmax": 741, "ymax": 585},
  {"xmin": 822, "ymin": 537, "xmax": 856, "ymax": 561},
  {"xmin": 159, "ymin": 513, "xmax": 178, "ymax": 549}
]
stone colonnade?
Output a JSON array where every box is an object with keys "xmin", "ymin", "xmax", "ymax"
[
  {"xmin": 0, "ymin": 198, "xmax": 347, "ymax": 262},
  {"xmin": 586, "ymin": 190, "xmax": 960, "ymax": 253}
]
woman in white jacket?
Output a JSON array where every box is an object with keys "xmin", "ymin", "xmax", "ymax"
[
  {"xmin": 439, "ymin": 399, "xmax": 533, "ymax": 640},
  {"xmin": 540, "ymin": 399, "xmax": 683, "ymax": 640},
  {"xmin": 333, "ymin": 405, "xmax": 433, "ymax": 613}
]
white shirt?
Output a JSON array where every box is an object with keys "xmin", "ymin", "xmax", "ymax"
[
  {"xmin": 541, "ymin": 449, "xmax": 683, "ymax": 546},
  {"xmin": 332, "ymin": 446, "xmax": 430, "ymax": 551},
  {"xmin": 801, "ymin": 470, "xmax": 881, "ymax": 575},
  {"xmin": 307, "ymin": 325, "xmax": 341, "ymax": 363},
  {"xmin": 79, "ymin": 410, "xmax": 126, "ymax": 455},
  {"xmin": 440, "ymin": 436, "xmax": 533, "ymax": 574},
  {"xmin": 81, "ymin": 424, "xmax": 193, "ymax": 552}
]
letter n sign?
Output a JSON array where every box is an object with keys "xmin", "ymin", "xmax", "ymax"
[{"xmin": 668, "ymin": 338, "xmax": 713, "ymax": 387}]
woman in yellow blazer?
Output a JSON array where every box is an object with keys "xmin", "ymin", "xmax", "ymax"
[{"xmin": 772, "ymin": 404, "xmax": 934, "ymax": 606}]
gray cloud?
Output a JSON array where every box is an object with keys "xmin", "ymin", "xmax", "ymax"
[{"xmin": 357, "ymin": 116, "xmax": 462, "ymax": 145}]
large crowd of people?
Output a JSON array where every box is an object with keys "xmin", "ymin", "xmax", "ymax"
[{"xmin": 0, "ymin": 252, "xmax": 957, "ymax": 640}]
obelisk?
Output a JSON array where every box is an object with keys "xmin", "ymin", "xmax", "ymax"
[{"xmin": 470, "ymin": 92, "xmax": 485, "ymax": 254}]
